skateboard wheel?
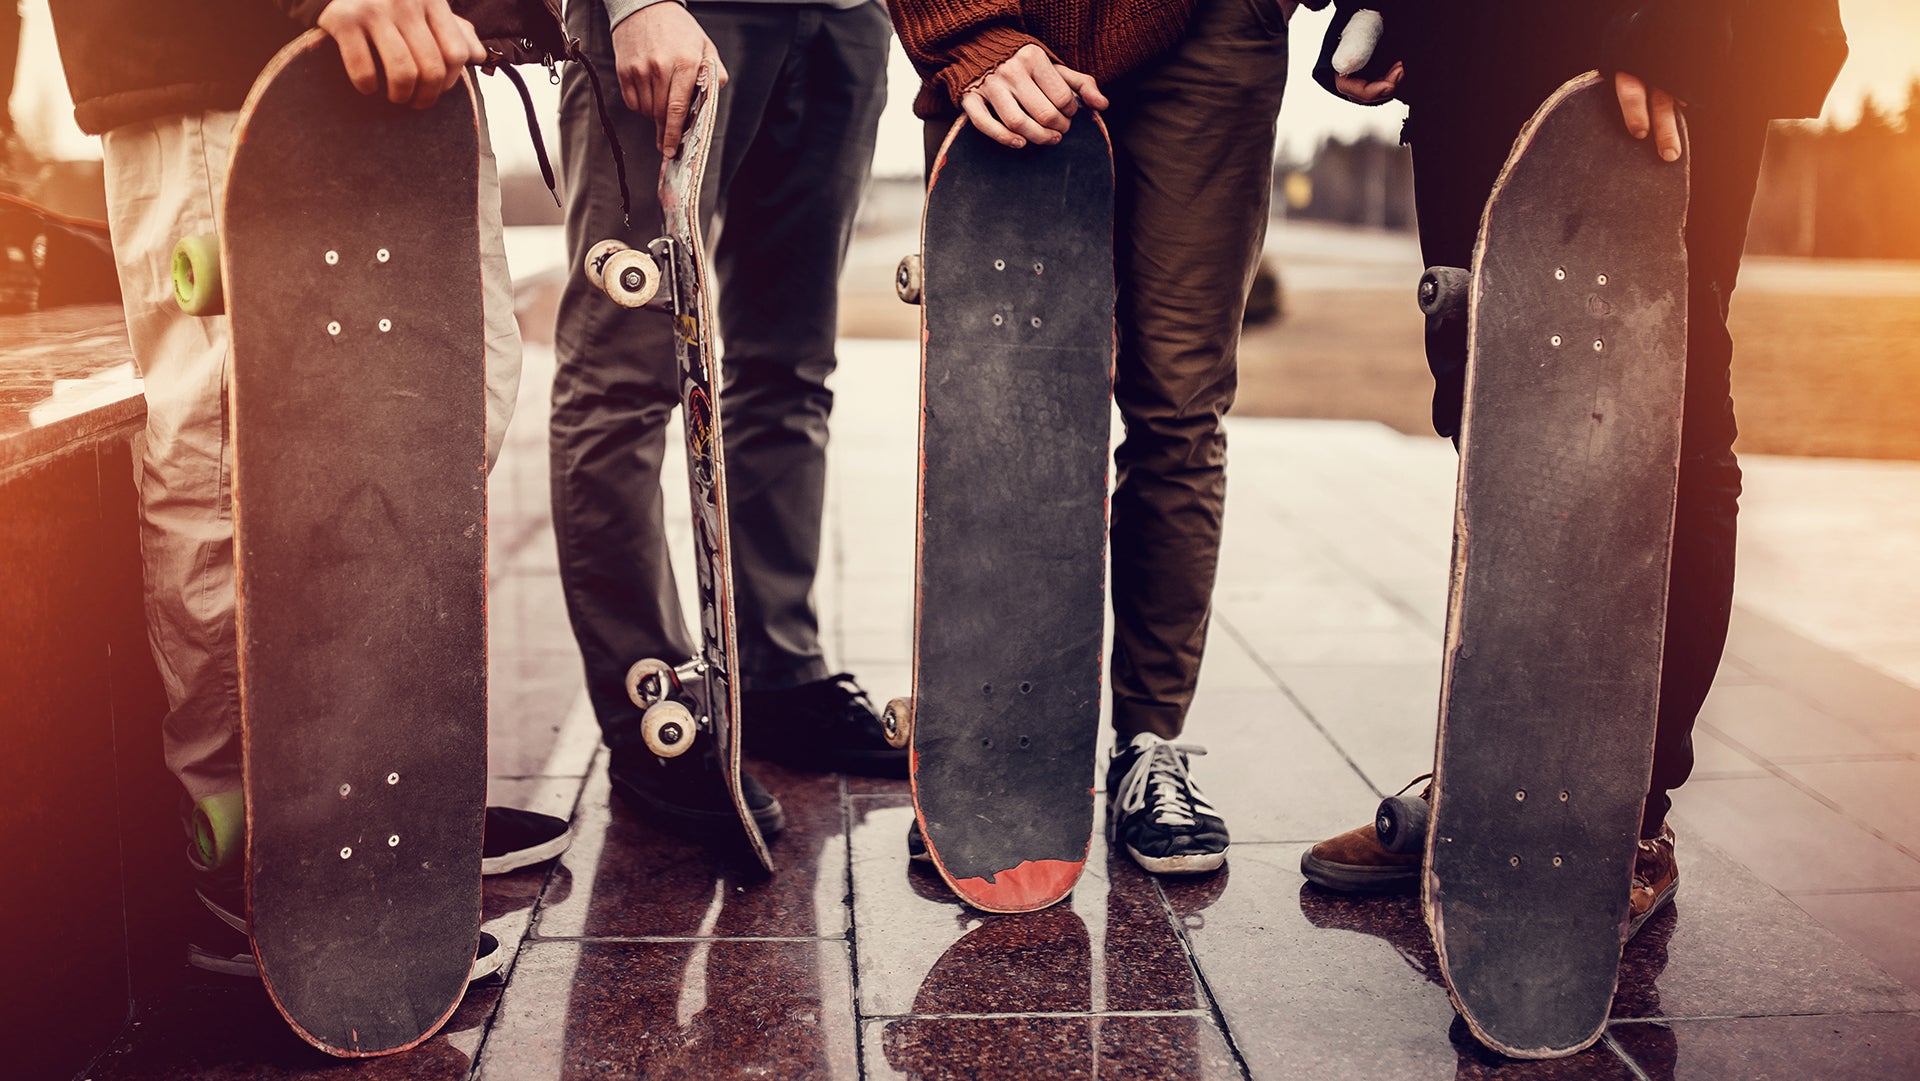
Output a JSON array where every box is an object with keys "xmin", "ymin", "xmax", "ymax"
[
  {"xmin": 1416, "ymin": 265, "xmax": 1469, "ymax": 321},
  {"xmin": 171, "ymin": 234, "xmax": 223, "ymax": 316},
  {"xmin": 583, "ymin": 238, "xmax": 627, "ymax": 290},
  {"xmin": 642, "ymin": 700, "xmax": 697, "ymax": 758},
  {"xmin": 1375, "ymin": 793, "xmax": 1431, "ymax": 855},
  {"xmin": 625, "ymin": 657, "xmax": 674, "ymax": 709},
  {"xmin": 895, "ymin": 254, "xmax": 923, "ymax": 305},
  {"xmin": 190, "ymin": 788, "xmax": 245, "ymax": 870},
  {"xmin": 881, "ymin": 696, "xmax": 913, "ymax": 749},
  {"xmin": 602, "ymin": 247, "xmax": 661, "ymax": 308}
]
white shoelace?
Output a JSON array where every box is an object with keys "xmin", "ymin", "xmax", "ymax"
[{"xmin": 1114, "ymin": 735, "xmax": 1213, "ymax": 828}]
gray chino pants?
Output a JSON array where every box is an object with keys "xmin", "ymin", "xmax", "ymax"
[{"xmin": 553, "ymin": 0, "xmax": 889, "ymax": 747}]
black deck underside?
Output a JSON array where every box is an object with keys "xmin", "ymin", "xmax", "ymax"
[{"xmin": 227, "ymin": 35, "xmax": 487, "ymax": 1055}]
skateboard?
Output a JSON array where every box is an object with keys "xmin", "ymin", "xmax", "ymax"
[
  {"xmin": 882, "ymin": 115, "xmax": 1115, "ymax": 913},
  {"xmin": 1396, "ymin": 71, "xmax": 1690, "ymax": 1057},
  {"xmin": 174, "ymin": 30, "xmax": 489, "ymax": 1056},
  {"xmin": 581, "ymin": 59, "xmax": 774, "ymax": 873}
]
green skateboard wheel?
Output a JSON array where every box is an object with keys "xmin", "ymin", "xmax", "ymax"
[
  {"xmin": 191, "ymin": 788, "xmax": 245, "ymax": 870},
  {"xmin": 171, "ymin": 233, "xmax": 223, "ymax": 316}
]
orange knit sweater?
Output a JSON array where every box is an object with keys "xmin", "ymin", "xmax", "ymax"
[{"xmin": 889, "ymin": 0, "xmax": 1202, "ymax": 118}]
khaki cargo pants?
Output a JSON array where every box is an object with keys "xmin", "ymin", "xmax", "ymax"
[{"xmin": 102, "ymin": 93, "xmax": 521, "ymax": 802}]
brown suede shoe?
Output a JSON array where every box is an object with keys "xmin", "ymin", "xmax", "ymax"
[
  {"xmin": 1299, "ymin": 778, "xmax": 1429, "ymax": 893},
  {"xmin": 1628, "ymin": 821, "xmax": 1679, "ymax": 938}
]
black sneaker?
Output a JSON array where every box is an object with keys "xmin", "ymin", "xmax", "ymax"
[
  {"xmin": 906, "ymin": 819, "xmax": 932, "ymax": 864},
  {"xmin": 609, "ymin": 743, "xmax": 786, "ymax": 838},
  {"xmin": 740, "ymin": 673, "xmax": 908, "ymax": 778},
  {"xmin": 1106, "ymin": 733, "xmax": 1229, "ymax": 875},
  {"xmin": 483, "ymin": 806, "xmax": 572, "ymax": 874},
  {"xmin": 186, "ymin": 865, "xmax": 505, "ymax": 982}
]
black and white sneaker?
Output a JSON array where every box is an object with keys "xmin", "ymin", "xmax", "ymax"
[
  {"xmin": 483, "ymin": 806, "xmax": 572, "ymax": 874},
  {"xmin": 1106, "ymin": 733, "xmax": 1229, "ymax": 875}
]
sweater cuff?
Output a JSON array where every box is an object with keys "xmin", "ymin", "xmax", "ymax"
[
  {"xmin": 607, "ymin": 0, "xmax": 683, "ymax": 33},
  {"xmin": 921, "ymin": 25, "xmax": 1048, "ymax": 117}
]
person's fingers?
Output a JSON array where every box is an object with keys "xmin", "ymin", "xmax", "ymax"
[
  {"xmin": 333, "ymin": 27, "xmax": 380, "ymax": 96},
  {"xmin": 395, "ymin": 15, "xmax": 446, "ymax": 108},
  {"xmin": 661, "ymin": 60, "xmax": 698, "ymax": 158},
  {"xmin": 1615, "ymin": 70, "xmax": 1651, "ymax": 140},
  {"xmin": 364, "ymin": 21, "xmax": 418, "ymax": 105},
  {"xmin": 1008, "ymin": 75, "xmax": 1070, "ymax": 134},
  {"xmin": 1651, "ymin": 86, "xmax": 1682, "ymax": 161},
  {"xmin": 1030, "ymin": 60, "xmax": 1079, "ymax": 118},
  {"xmin": 426, "ymin": 8, "xmax": 485, "ymax": 89},
  {"xmin": 1335, "ymin": 61, "xmax": 1402, "ymax": 105},
  {"xmin": 963, "ymin": 92, "xmax": 1024, "ymax": 148},
  {"xmin": 1055, "ymin": 65, "xmax": 1108, "ymax": 110},
  {"xmin": 711, "ymin": 51, "xmax": 729, "ymax": 90},
  {"xmin": 983, "ymin": 81, "xmax": 1055, "ymax": 144},
  {"xmin": 618, "ymin": 65, "xmax": 641, "ymax": 113}
]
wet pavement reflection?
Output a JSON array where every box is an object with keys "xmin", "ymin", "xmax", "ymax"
[{"xmin": 80, "ymin": 342, "xmax": 1920, "ymax": 1079}]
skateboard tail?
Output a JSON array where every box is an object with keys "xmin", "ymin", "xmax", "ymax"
[
  {"xmin": 1425, "ymin": 873, "xmax": 1615, "ymax": 1059},
  {"xmin": 946, "ymin": 858, "xmax": 1087, "ymax": 914}
]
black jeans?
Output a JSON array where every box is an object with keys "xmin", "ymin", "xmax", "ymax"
[
  {"xmin": 552, "ymin": 0, "xmax": 889, "ymax": 747},
  {"xmin": 1403, "ymin": 10, "xmax": 1767, "ymax": 836}
]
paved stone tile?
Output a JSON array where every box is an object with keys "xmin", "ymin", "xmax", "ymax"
[
  {"xmin": 478, "ymin": 939, "xmax": 858, "ymax": 1080},
  {"xmin": 1669, "ymin": 776, "xmax": 1920, "ymax": 892},
  {"xmin": 532, "ymin": 761, "xmax": 848, "ymax": 940},
  {"xmin": 1213, "ymin": 579, "xmax": 1417, "ymax": 633},
  {"xmin": 1697, "ymin": 682, "xmax": 1907, "ymax": 763},
  {"xmin": 1181, "ymin": 685, "xmax": 1382, "ymax": 844},
  {"xmin": 1159, "ymin": 844, "xmax": 1638, "ymax": 1079},
  {"xmin": 848, "ymin": 797, "xmax": 1201, "ymax": 1018},
  {"xmin": 1268, "ymin": 661, "xmax": 1442, "ymax": 797},
  {"xmin": 1686, "ymin": 728, "xmax": 1769, "ymax": 780},
  {"xmin": 1225, "ymin": 621, "xmax": 1443, "ymax": 668},
  {"xmin": 1162, "ymin": 838, "xmax": 1916, "ymax": 1078},
  {"xmin": 1721, "ymin": 610, "xmax": 1920, "ymax": 754},
  {"xmin": 88, "ymin": 976, "xmax": 499, "ymax": 1080},
  {"xmin": 1790, "ymin": 889, "xmax": 1920, "ymax": 996},
  {"xmin": 863, "ymin": 1015, "xmax": 1240, "ymax": 1080},
  {"xmin": 1608, "ymin": 1012, "xmax": 1920, "ymax": 1081},
  {"xmin": 1611, "ymin": 837, "xmax": 1919, "ymax": 1020},
  {"xmin": 1778, "ymin": 759, "xmax": 1920, "ymax": 856},
  {"xmin": 489, "ymin": 690, "xmax": 599, "ymax": 781}
]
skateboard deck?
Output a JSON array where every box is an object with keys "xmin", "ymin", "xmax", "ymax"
[
  {"xmin": 585, "ymin": 59, "xmax": 773, "ymax": 872},
  {"xmin": 1422, "ymin": 72, "xmax": 1689, "ymax": 1057},
  {"xmin": 224, "ymin": 31, "xmax": 487, "ymax": 1056},
  {"xmin": 887, "ymin": 115, "xmax": 1115, "ymax": 913}
]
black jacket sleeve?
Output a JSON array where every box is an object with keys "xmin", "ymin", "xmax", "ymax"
[
  {"xmin": 1310, "ymin": 1, "xmax": 1414, "ymax": 105},
  {"xmin": 1602, "ymin": 0, "xmax": 1847, "ymax": 119}
]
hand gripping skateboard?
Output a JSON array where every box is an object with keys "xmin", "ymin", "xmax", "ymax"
[
  {"xmin": 1397, "ymin": 72, "xmax": 1690, "ymax": 1057},
  {"xmin": 883, "ymin": 114, "xmax": 1116, "ymax": 913},
  {"xmin": 168, "ymin": 31, "xmax": 489, "ymax": 1056},
  {"xmin": 581, "ymin": 59, "xmax": 774, "ymax": 873}
]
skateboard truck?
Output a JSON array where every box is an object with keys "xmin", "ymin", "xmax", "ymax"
[
  {"xmin": 624, "ymin": 656, "xmax": 713, "ymax": 758},
  {"xmin": 585, "ymin": 236, "xmax": 679, "ymax": 310}
]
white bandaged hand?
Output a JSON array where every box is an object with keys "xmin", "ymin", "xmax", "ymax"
[{"xmin": 1332, "ymin": 9, "xmax": 1386, "ymax": 77}]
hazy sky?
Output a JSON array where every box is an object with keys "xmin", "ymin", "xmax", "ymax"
[{"xmin": 10, "ymin": 0, "xmax": 1920, "ymax": 172}]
